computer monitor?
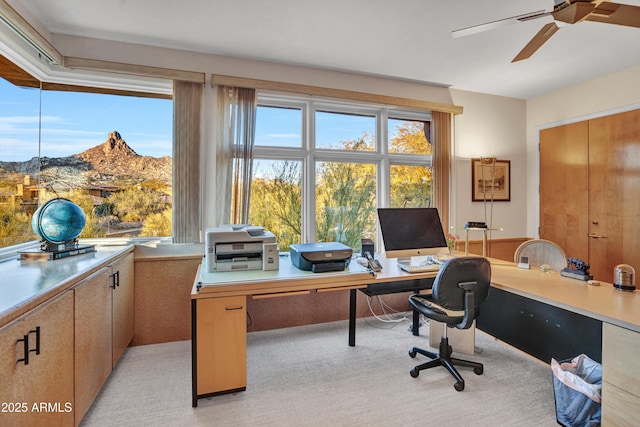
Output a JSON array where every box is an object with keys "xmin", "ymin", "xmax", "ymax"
[{"xmin": 377, "ymin": 207, "xmax": 448, "ymax": 261}]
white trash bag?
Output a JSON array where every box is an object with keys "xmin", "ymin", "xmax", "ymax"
[{"xmin": 551, "ymin": 354, "xmax": 602, "ymax": 427}]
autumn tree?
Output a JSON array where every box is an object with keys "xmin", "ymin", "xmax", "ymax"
[{"xmin": 249, "ymin": 161, "xmax": 302, "ymax": 251}]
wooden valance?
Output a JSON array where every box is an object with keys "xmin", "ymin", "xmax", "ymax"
[{"xmin": 211, "ymin": 74, "xmax": 463, "ymax": 115}]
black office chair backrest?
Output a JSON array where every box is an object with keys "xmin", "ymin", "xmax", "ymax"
[{"xmin": 432, "ymin": 257, "xmax": 491, "ymax": 313}]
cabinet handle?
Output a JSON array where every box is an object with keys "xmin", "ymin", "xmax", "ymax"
[
  {"xmin": 17, "ymin": 334, "xmax": 30, "ymax": 365},
  {"xmin": 30, "ymin": 326, "xmax": 41, "ymax": 356},
  {"xmin": 109, "ymin": 273, "xmax": 117, "ymax": 289},
  {"xmin": 225, "ymin": 306, "xmax": 244, "ymax": 311},
  {"xmin": 115, "ymin": 270, "xmax": 120, "ymax": 287},
  {"xmin": 588, "ymin": 233, "xmax": 606, "ymax": 239}
]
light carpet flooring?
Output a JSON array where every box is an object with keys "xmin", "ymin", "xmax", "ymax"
[{"xmin": 80, "ymin": 318, "xmax": 558, "ymax": 426}]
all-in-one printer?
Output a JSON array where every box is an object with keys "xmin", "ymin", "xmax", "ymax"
[
  {"xmin": 289, "ymin": 242, "xmax": 352, "ymax": 273},
  {"xmin": 205, "ymin": 225, "xmax": 278, "ymax": 272}
]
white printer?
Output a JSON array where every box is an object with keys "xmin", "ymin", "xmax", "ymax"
[{"xmin": 205, "ymin": 225, "xmax": 278, "ymax": 272}]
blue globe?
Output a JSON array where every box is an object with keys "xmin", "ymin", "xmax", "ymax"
[{"xmin": 32, "ymin": 198, "xmax": 87, "ymax": 244}]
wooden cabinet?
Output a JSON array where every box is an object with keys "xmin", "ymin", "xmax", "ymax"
[
  {"xmin": 540, "ymin": 109, "xmax": 640, "ymax": 282},
  {"xmin": 195, "ymin": 295, "xmax": 247, "ymax": 398},
  {"xmin": 0, "ymin": 291, "xmax": 74, "ymax": 427},
  {"xmin": 73, "ymin": 266, "xmax": 113, "ymax": 425},
  {"xmin": 111, "ymin": 253, "xmax": 134, "ymax": 366},
  {"xmin": 602, "ymin": 323, "xmax": 640, "ymax": 425},
  {"xmin": 73, "ymin": 252, "xmax": 134, "ymax": 425}
]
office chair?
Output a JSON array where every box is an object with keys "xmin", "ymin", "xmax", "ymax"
[
  {"xmin": 408, "ymin": 256, "xmax": 491, "ymax": 391},
  {"xmin": 514, "ymin": 239, "xmax": 567, "ymax": 272}
]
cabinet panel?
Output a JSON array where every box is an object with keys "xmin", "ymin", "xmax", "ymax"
[
  {"xmin": 73, "ymin": 267, "xmax": 112, "ymax": 425},
  {"xmin": 587, "ymin": 109, "xmax": 640, "ymax": 282},
  {"xmin": 540, "ymin": 121, "xmax": 589, "ymax": 261},
  {"xmin": 196, "ymin": 296, "xmax": 247, "ymax": 395},
  {"xmin": 111, "ymin": 252, "xmax": 134, "ymax": 365},
  {"xmin": 540, "ymin": 109, "xmax": 640, "ymax": 282},
  {"xmin": 0, "ymin": 291, "xmax": 74, "ymax": 427}
]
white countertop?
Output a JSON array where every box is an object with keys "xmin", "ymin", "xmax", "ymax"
[{"xmin": 0, "ymin": 243, "xmax": 133, "ymax": 325}]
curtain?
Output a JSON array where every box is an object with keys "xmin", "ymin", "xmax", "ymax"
[
  {"xmin": 431, "ymin": 110, "xmax": 452, "ymax": 232},
  {"xmin": 172, "ymin": 80, "xmax": 203, "ymax": 243},
  {"xmin": 215, "ymin": 86, "xmax": 257, "ymax": 225}
]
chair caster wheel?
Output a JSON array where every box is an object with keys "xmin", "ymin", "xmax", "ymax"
[
  {"xmin": 454, "ymin": 381, "xmax": 465, "ymax": 391},
  {"xmin": 408, "ymin": 349, "xmax": 417, "ymax": 358},
  {"xmin": 410, "ymin": 368, "xmax": 419, "ymax": 378},
  {"xmin": 474, "ymin": 366, "xmax": 483, "ymax": 375}
]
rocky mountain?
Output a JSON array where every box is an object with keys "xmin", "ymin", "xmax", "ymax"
[{"xmin": 0, "ymin": 131, "xmax": 172, "ymax": 188}]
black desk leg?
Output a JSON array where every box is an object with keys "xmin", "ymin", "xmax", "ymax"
[
  {"xmin": 349, "ymin": 289, "xmax": 356, "ymax": 346},
  {"xmin": 412, "ymin": 308, "xmax": 420, "ymax": 336}
]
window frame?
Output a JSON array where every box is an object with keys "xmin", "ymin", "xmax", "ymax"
[{"xmin": 253, "ymin": 92, "xmax": 433, "ymax": 244}]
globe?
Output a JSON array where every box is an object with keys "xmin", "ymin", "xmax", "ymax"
[{"xmin": 32, "ymin": 198, "xmax": 87, "ymax": 244}]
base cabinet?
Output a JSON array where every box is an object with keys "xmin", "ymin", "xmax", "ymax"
[
  {"xmin": 602, "ymin": 323, "xmax": 640, "ymax": 425},
  {"xmin": 195, "ymin": 296, "xmax": 247, "ymax": 399},
  {"xmin": 73, "ymin": 252, "xmax": 134, "ymax": 425},
  {"xmin": 0, "ymin": 291, "xmax": 74, "ymax": 427}
]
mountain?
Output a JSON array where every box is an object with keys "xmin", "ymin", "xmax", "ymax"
[{"xmin": 0, "ymin": 131, "xmax": 172, "ymax": 188}]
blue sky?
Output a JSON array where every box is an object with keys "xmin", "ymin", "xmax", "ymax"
[{"xmin": 0, "ymin": 78, "xmax": 173, "ymax": 162}]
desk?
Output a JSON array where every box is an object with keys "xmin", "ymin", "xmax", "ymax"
[
  {"xmin": 191, "ymin": 256, "xmax": 640, "ymax": 423},
  {"xmin": 191, "ymin": 254, "xmax": 440, "ymax": 406}
]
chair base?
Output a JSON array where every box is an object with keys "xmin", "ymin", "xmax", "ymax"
[{"xmin": 409, "ymin": 335, "xmax": 483, "ymax": 391}]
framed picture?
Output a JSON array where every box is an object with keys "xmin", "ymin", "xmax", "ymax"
[{"xmin": 471, "ymin": 158, "xmax": 510, "ymax": 202}]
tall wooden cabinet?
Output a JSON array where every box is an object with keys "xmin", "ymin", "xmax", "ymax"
[
  {"xmin": 0, "ymin": 291, "xmax": 74, "ymax": 427},
  {"xmin": 540, "ymin": 109, "xmax": 640, "ymax": 282}
]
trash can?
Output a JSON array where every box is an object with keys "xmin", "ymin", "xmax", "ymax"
[{"xmin": 551, "ymin": 354, "xmax": 602, "ymax": 427}]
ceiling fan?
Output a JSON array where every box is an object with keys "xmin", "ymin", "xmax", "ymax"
[{"xmin": 452, "ymin": 0, "xmax": 640, "ymax": 62}]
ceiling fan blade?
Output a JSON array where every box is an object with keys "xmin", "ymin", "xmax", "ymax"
[
  {"xmin": 512, "ymin": 22, "xmax": 560, "ymax": 62},
  {"xmin": 586, "ymin": 3, "xmax": 640, "ymax": 28},
  {"xmin": 452, "ymin": 10, "xmax": 549, "ymax": 38}
]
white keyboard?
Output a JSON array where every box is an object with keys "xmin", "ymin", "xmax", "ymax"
[{"xmin": 397, "ymin": 262, "xmax": 441, "ymax": 274}]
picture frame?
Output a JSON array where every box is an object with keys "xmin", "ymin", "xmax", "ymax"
[{"xmin": 471, "ymin": 158, "xmax": 510, "ymax": 202}]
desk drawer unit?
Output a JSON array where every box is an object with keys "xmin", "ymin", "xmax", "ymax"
[
  {"xmin": 193, "ymin": 295, "xmax": 247, "ymax": 404},
  {"xmin": 602, "ymin": 323, "xmax": 640, "ymax": 425}
]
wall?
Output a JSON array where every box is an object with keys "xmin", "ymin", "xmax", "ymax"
[
  {"xmin": 525, "ymin": 65, "xmax": 640, "ymax": 238},
  {"xmin": 52, "ymin": 34, "xmax": 532, "ymax": 240},
  {"xmin": 449, "ymin": 89, "xmax": 528, "ymax": 239}
]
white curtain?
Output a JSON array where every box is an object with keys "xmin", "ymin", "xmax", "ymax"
[
  {"xmin": 172, "ymin": 80, "xmax": 203, "ymax": 243},
  {"xmin": 215, "ymin": 86, "xmax": 257, "ymax": 225}
]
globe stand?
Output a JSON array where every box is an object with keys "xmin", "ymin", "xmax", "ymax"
[{"xmin": 19, "ymin": 238, "xmax": 96, "ymax": 261}]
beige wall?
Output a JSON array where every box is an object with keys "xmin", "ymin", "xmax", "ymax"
[
  {"xmin": 45, "ymin": 34, "xmax": 640, "ymax": 243},
  {"xmin": 449, "ymin": 89, "xmax": 527, "ymax": 239}
]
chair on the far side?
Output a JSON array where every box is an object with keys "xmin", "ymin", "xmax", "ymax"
[
  {"xmin": 408, "ymin": 256, "xmax": 491, "ymax": 391},
  {"xmin": 514, "ymin": 239, "xmax": 567, "ymax": 272}
]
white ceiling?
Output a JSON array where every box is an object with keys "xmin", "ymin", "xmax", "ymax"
[{"xmin": 16, "ymin": 0, "xmax": 640, "ymax": 99}]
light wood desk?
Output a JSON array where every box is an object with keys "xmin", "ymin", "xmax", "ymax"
[
  {"xmin": 191, "ymin": 256, "xmax": 640, "ymax": 423},
  {"xmin": 191, "ymin": 254, "xmax": 440, "ymax": 406}
]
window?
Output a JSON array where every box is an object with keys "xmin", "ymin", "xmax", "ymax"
[
  {"xmin": 0, "ymin": 77, "xmax": 173, "ymax": 250},
  {"xmin": 249, "ymin": 94, "xmax": 433, "ymax": 251}
]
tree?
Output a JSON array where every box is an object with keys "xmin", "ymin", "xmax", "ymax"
[
  {"xmin": 0, "ymin": 199, "xmax": 32, "ymax": 246},
  {"xmin": 249, "ymin": 161, "xmax": 302, "ymax": 251},
  {"xmin": 107, "ymin": 186, "xmax": 165, "ymax": 222},
  {"xmin": 140, "ymin": 209, "xmax": 172, "ymax": 237}
]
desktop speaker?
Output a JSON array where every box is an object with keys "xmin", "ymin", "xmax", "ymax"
[{"xmin": 361, "ymin": 238, "xmax": 374, "ymax": 257}]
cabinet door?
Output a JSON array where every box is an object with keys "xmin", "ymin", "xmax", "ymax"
[
  {"xmin": 196, "ymin": 296, "xmax": 247, "ymax": 395},
  {"xmin": 0, "ymin": 291, "xmax": 74, "ymax": 427},
  {"xmin": 588, "ymin": 109, "xmax": 640, "ymax": 282},
  {"xmin": 73, "ymin": 267, "xmax": 112, "ymax": 425},
  {"xmin": 111, "ymin": 252, "xmax": 134, "ymax": 366},
  {"xmin": 540, "ymin": 121, "xmax": 589, "ymax": 262}
]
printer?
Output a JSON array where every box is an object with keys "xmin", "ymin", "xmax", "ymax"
[
  {"xmin": 205, "ymin": 225, "xmax": 278, "ymax": 272},
  {"xmin": 290, "ymin": 242, "xmax": 352, "ymax": 273}
]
